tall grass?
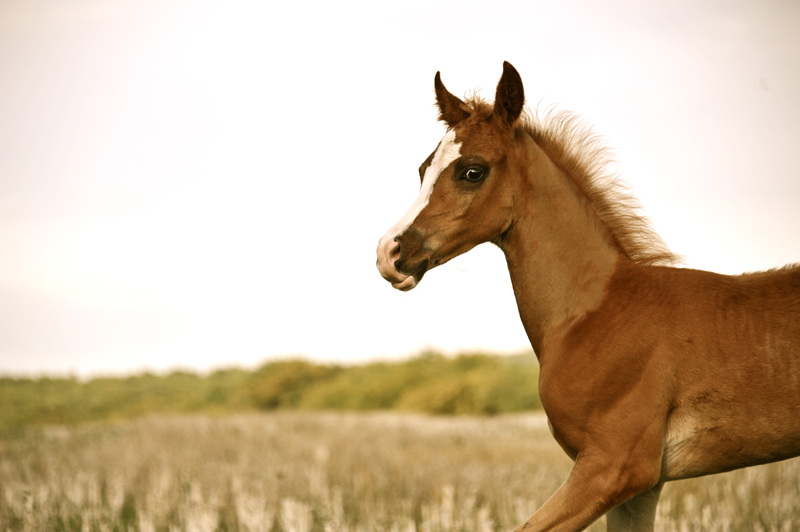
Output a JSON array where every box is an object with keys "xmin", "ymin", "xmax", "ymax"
[{"xmin": 1, "ymin": 412, "xmax": 797, "ymax": 531}]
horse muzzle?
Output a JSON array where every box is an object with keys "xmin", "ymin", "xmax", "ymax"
[{"xmin": 376, "ymin": 234, "xmax": 431, "ymax": 291}]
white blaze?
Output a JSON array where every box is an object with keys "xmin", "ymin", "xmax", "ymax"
[
  {"xmin": 379, "ymin": 129, "xmax": 462, "ymax": 246},
  {"xmin": 376, "ymin": 128, "xmax": 462, "ymax": 290}
]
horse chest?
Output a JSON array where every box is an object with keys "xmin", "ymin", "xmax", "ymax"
[{"xmin": 546, "ymin": 417, "xmax": 579, "ymax": 461}]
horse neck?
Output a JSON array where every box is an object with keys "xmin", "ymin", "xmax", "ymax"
[{"xmin": 499, "ymin": 132, "xmax": 623, "ymax": 358}]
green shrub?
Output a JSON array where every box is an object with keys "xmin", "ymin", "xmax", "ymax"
[
  {"xmin": 394, "ymin": 355, "xmax": 540, "ymax": 415},
  {"xmin": 0, "ymin": 351, "xmax": 541, "ymax": 429},
  {"xmin": 299, "ymin": 354, "xmax": 447, "ymax": 410},
  {"xmin": 248, "ymin": 360, "xmax": 340, "ymax": 409}
]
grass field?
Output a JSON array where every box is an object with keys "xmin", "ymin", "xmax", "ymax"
[{"xmin": 1, "ymin": 412, "xmax": 797, "ymax": 531}]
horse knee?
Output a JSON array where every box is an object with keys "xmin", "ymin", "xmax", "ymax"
[{"xmin": 592, "ymin": 462, "xmax": 660, "ymax": 511}]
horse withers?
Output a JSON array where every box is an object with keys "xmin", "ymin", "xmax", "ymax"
[{"xmin": 376, "ymin": 62, "xmax": 800, "ymax": 531}]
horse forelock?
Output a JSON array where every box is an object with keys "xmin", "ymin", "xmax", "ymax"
[{"xmin": 457, "ymin": 95, "xmax": 679, "ymax": 267}]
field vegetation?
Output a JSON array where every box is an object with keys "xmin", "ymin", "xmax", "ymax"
[
  {"xmin": 1, "ymin": 412, "xmax": 797, "ymax": 532},
  {"xmin": 2, "ymin": 353, "xmax": 798, "ymax": 530},
  {"xmin": 0, "ymin": 352, "xmax": 540, "ymax": 430}
]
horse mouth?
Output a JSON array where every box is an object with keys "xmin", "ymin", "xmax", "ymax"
[
  {"xmin": 393, "ymin": 259, "xmax": 429, "ymax": 291},
  {"xmin": 376, "ymin": 235, "xmax": 431, "ymax": 291},
  {"xmin": 391, "ymin": 276, "xmax": 417, "ymax": 291},
  {"xmin": 378, "ymin": 258, "xmax": 429, "ymax": 292}
]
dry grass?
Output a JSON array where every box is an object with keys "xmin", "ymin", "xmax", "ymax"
[{"xmin": 0, "ymin": 412, "xmax": 797, "ymax": 531}]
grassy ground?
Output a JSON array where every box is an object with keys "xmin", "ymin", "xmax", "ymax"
[{"xmin": 1, "ymin": 412, "xmax": 797, "ymax": 532}]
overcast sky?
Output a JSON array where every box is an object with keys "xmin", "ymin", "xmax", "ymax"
[{"xmin": 1, "ymin": 0, "xmax": 799, "ymax": 377}]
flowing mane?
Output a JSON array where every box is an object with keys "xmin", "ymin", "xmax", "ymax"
[{"xmin": 460, "ymin": 96, "xmax": 678, "ymax": 266}]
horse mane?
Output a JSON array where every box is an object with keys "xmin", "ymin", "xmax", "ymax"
[{"xmin": 462, "ymin": 96, "xmax": 679, "ymax": 267}]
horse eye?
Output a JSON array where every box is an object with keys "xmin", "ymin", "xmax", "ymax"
[{"xmin": 464, "ymin": 168, "xmax": 484, "ymax": 182}]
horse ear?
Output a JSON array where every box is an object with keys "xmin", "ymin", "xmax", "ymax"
[
  {"xmin": 435, "ymin": 71, "xmax": 470, "ymax": 127},
  {"xmin": 493, "ymin": 61, "xmax": 525, "ymax": 126}
]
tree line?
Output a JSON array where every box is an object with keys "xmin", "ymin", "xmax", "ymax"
[{"xmin": 0, "ymin": 351, "xmax": 541, "ymax": 429}]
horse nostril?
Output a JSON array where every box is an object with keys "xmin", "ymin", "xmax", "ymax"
[{"xmin": 391, "ymin": 238, "xmax": 402, "ymax": 262}]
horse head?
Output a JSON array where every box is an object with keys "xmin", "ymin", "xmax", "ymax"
[{"xmin": 376, "ymin": 62, "xmax": 526, "ymax": 290}]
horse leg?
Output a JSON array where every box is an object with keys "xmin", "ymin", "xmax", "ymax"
[
  {"xmin": 605, "ymin": 483, "xmax": 663, "ymax": 532},
  {"xmin": 511, "ymin": 440, "xmax": 663, "ymax": 531}
]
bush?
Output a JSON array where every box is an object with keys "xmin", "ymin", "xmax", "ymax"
[
  {"xmin": 0, "ymin": 351, "xmax": 541, "ymax": 429},
  {"xmin": 248, "ymin": 360, "xmax": 340, "ymax": 409},
  {"xmin": 395, "ymin": 355, "xmax": 540, "ymax": 415}
]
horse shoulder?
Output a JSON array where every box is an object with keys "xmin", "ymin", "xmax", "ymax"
[{"xmin": 537, "ymin": 262, "xmax": 679, "ymax": 459}]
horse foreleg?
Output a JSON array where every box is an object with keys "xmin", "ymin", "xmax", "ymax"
[
  {"xmin": 511, "ymin": 453, "xmax": 661, "ymax": 532},
  {"xmin": 605, "ymin": 483, "xmax": 663, "ymax": 532}
]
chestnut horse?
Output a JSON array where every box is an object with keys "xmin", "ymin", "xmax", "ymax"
[{"xmin": 376, "ymin": 62, "xmax": 800, "ymax": 531}]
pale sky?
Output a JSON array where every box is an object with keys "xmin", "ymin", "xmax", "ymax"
[{"xmin": 1, "ymin": 0, "xmax": 799, "ymax": 376}]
